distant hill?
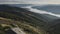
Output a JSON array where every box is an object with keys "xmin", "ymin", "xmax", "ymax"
[{"xmin": 8, "ymin": 4, "xmax": 33, "ymax": 7}]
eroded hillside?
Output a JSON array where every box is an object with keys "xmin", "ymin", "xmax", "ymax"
[{"xmin": 0, "ymin": 17, "xmax": 46, "ymax": 34}]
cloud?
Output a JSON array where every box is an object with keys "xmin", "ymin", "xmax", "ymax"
[{"xmin": 0, "ymin": 0, "xmax": 60, "ymax": 4}]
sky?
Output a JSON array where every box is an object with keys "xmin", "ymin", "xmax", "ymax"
[{"xmin": 0, "ymin": 0, "xmax": 60, "ymax": 4}]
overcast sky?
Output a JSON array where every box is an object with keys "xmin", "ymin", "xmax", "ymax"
[{"xmin": 0, "ymin": 0, "xmax": 60, "ymax": 4}]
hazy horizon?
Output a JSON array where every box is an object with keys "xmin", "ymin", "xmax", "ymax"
[{"xmin": 0, "ymin": 0, "xmax": 60, "ymax": 4}]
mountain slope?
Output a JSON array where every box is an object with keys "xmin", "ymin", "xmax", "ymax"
[
  {"xmin": 0, "ymin": 5, "xmax": 60, "ymax": 34},
  {"xmin": 0, "ymin": 5, "xmax": 46, "ymax": 34}
]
